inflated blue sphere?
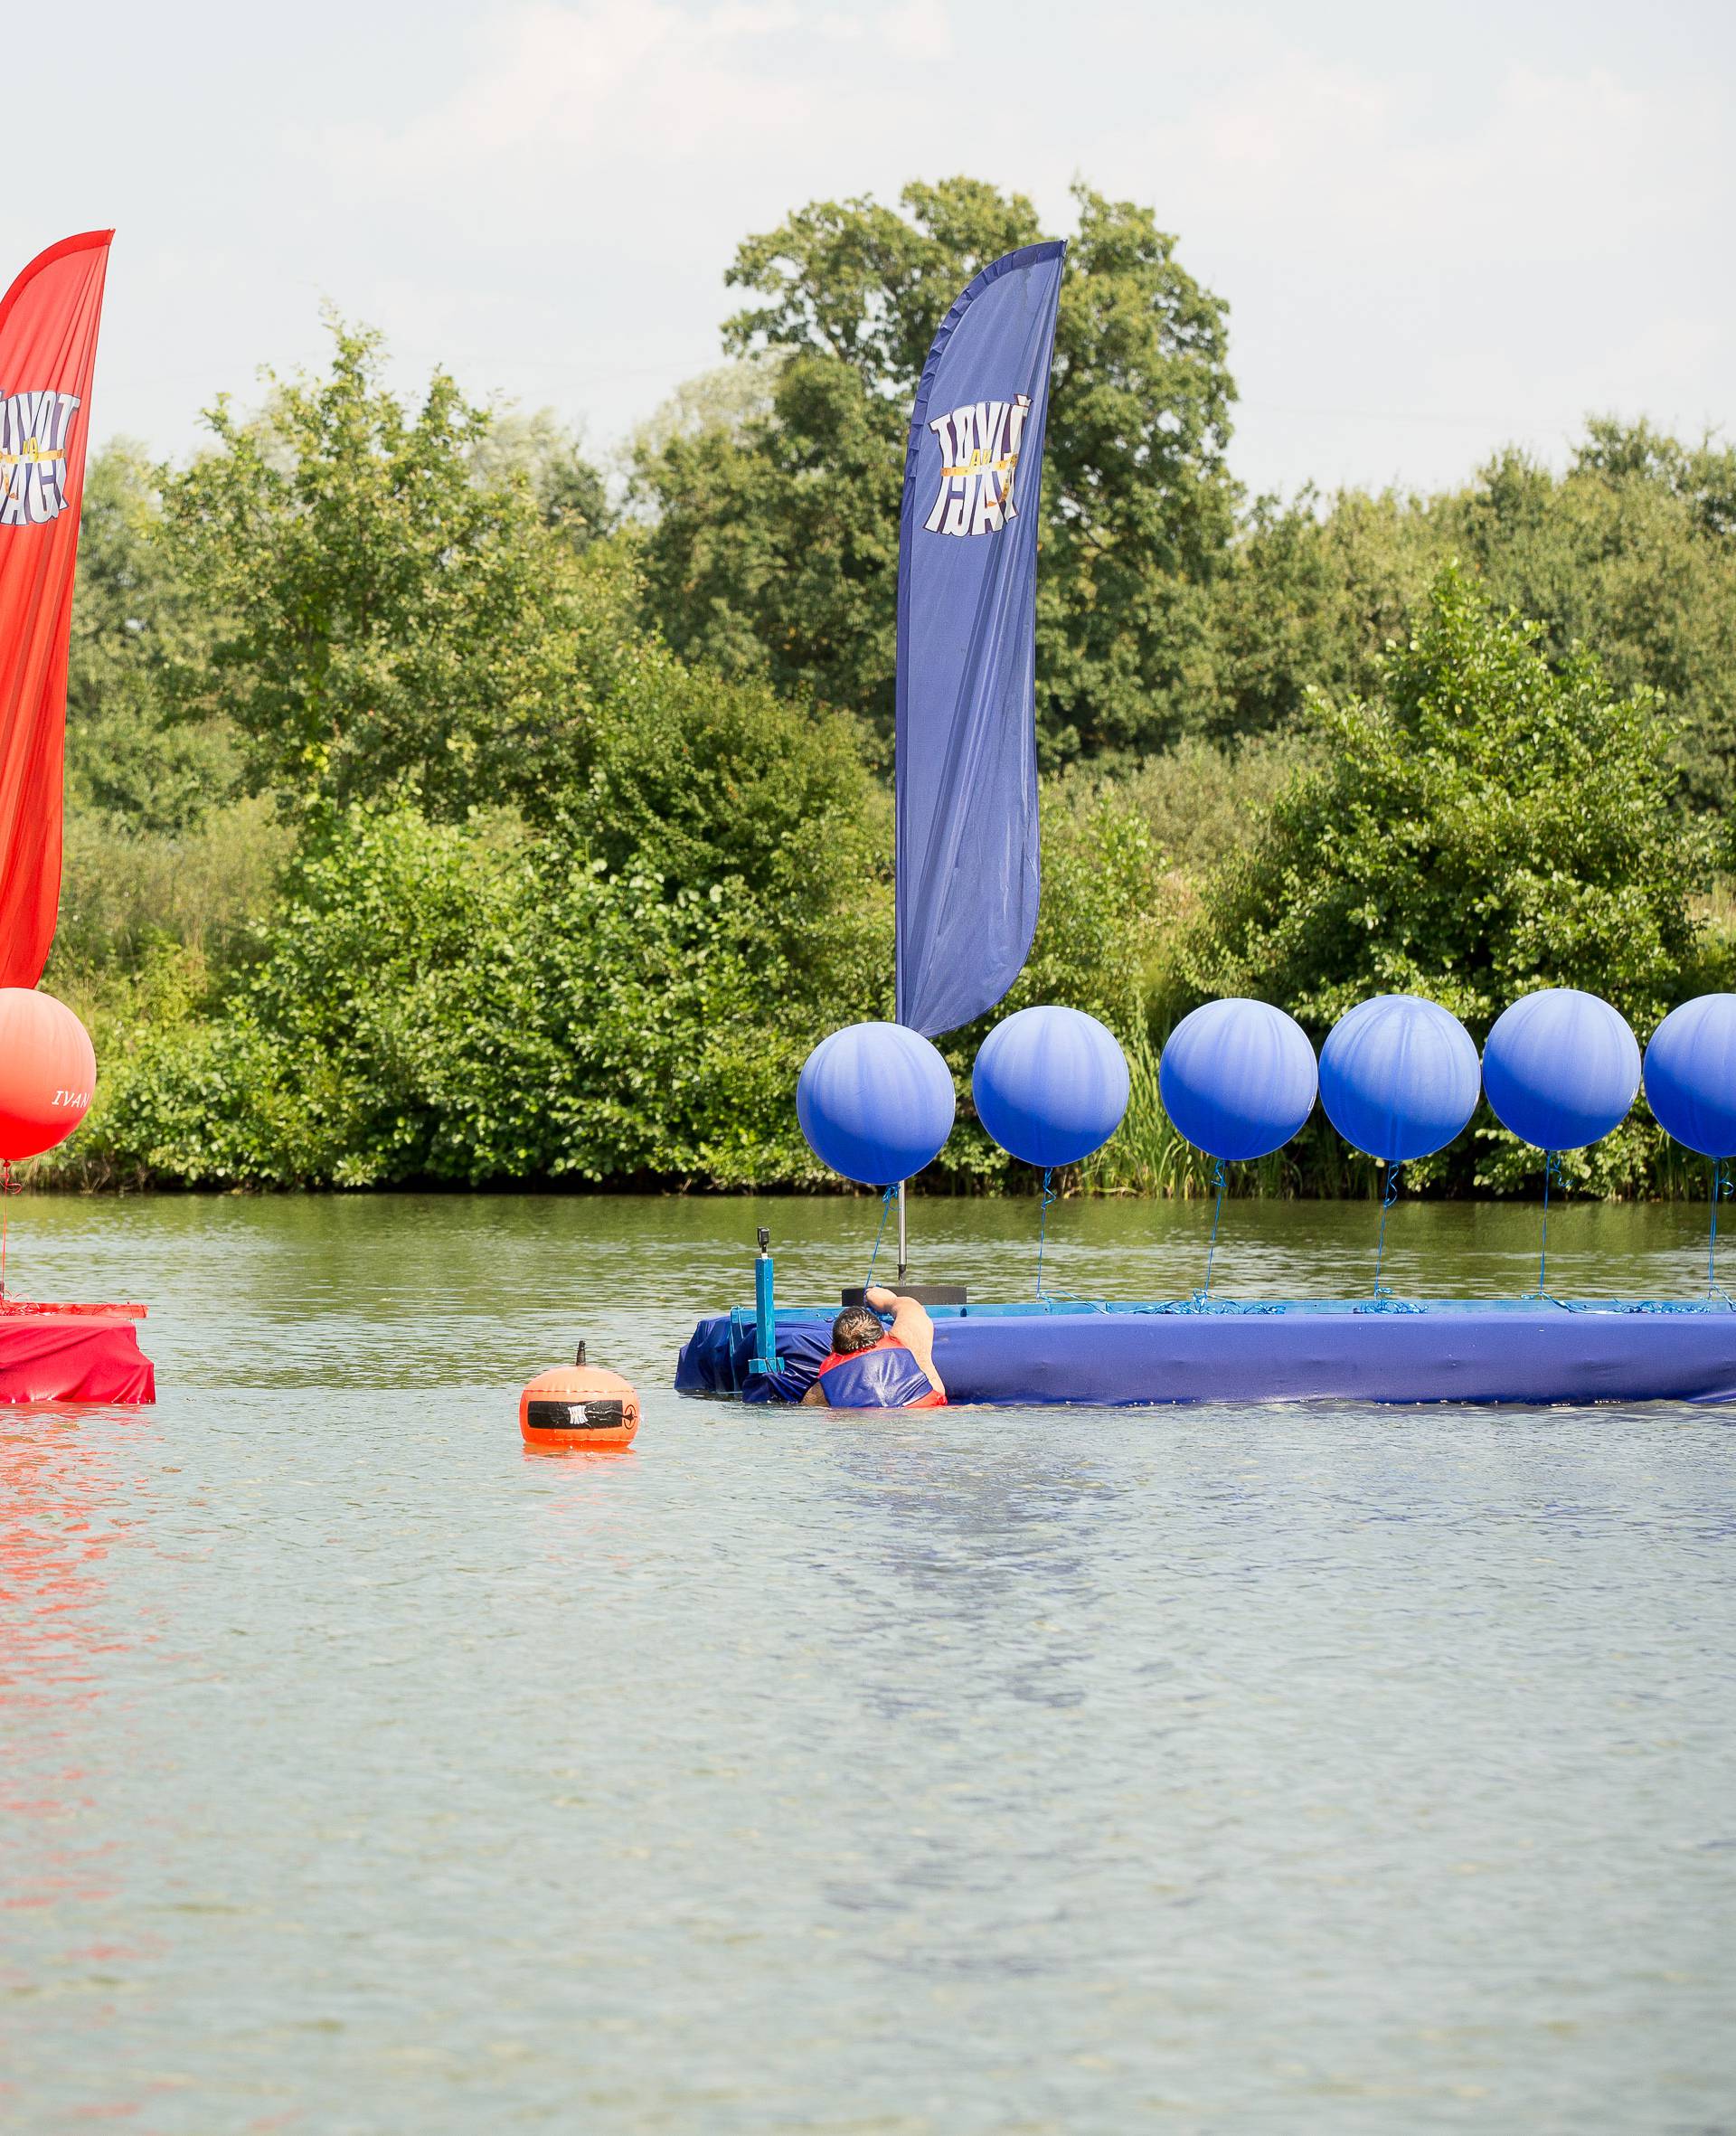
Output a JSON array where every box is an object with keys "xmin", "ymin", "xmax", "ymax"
[
  {"xmin": 1159, "ymin": 998, "xmax": 1317, "ymax": 1162},
  {"xmin": 973, "ymin": 1006, "xmax": 1130, "ymax": 1168},
  {"xmin": 797, "ymin": 1021, "xmax": 956, "ymax": 1186},
  {"xmin": 1644, "ymin": 994, "xmax": 1736, "ymax": 1158},
  {"xmin": 1319, "ymin": 994, "xmax": 1480, "ymax": 1163},
  {"xmin": 1483, "ymin": 988, "xmax": 1638, "ymax": 1151}
]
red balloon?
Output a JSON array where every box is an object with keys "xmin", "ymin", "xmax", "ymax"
[{"xmin": 0, "ymin": 988, "xmax": 96, "ymax": 1161}]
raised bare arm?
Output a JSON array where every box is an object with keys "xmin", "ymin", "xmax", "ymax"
[{"xmin": 863, "ymin": 1284, "xmax": 946, "ymax": 1398}]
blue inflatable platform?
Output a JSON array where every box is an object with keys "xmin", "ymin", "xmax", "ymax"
[{"xmin": 675, "ymin": 1299, "xmax": 1736, "ymax": 1407}]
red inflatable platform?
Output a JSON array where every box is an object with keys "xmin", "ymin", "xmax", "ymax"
[{"xmin": 0, "ymin": 1302, "xmax": 155, "ymax": 1404}]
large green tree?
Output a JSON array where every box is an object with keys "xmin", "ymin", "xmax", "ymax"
[
  {"xmin": 162, "ymin": 320, "xmax": 619, "ymax": 819},
  {"xmin": 469, "ymin": 404, "xmax": 613, "ymax": 549},
  {"xmin": 65, "ymin": 442, "xmax": 232, "ymax": 832},
  {"xmin": 1199, "ymin": 421, "xmax": 1736, "ymax": 802},
  {"xmin": 635, "ymin": 177, "xmax": 1238, "ymax": 764},
  {"xmin": 1448, "ymin": 424, "xmax": 1736, "ymax": 804}
]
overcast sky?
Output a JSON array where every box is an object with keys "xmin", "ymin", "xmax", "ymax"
[{"xmin": 18, "ymin": 0, "xmax": 1734, "ymax": 500}]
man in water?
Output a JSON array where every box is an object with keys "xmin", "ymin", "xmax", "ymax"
[{"xmin": 800, "ymin": 1283, "xmax": 948, "ymax": 1409}]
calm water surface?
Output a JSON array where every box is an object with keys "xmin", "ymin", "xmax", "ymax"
[{"xmin": 2, "ymin": 1192, "xmax": 1732, "ymax": 2133}]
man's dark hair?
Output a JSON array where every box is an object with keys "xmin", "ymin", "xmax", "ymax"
[{"xmin": 830, "ymin": 1305, "xmax": 883, "ymax": 1356}]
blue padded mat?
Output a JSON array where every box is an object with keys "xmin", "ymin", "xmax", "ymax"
[{"xmin": 675, "ymin": 1300, "xmax": 1736, "ymax": 1407}]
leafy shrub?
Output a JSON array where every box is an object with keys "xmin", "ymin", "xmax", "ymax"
[
  {"xmin": 1184, "ymin": 564, "xmax": 1712, "ymax": 1194},
  {"xmin": 60, "ymin": 695, "xmax": 885, "ymax": 1190},
  {"xmin": 163, "ymin": 320, "xmax": 635, "ymax": 820}
]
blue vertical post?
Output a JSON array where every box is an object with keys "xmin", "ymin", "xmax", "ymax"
[{"xmin": 750, "ymin": 1226, "xmax": 780, "ymax": 1375}]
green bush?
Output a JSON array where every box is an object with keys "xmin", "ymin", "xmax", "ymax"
[
  {"xmin": 57, "ymin": 627, "xmax": 892, "ymax": 1190},
  {"xmin": 49, "ymin": 797, "xmax": 290, "ymax": 988},
  {"xmin": 1184, "ymin": 564, "xmax": 1712, "ymax": 1194},
  {"xmin": 58, "ymin": 810, "xmax": 816, "ymax": 1189},
  {"xmin": 162, "ymin": 320, "xmax": 631, "ymax": 820},
  {"xmin": 1199, "ymin": 422, "xmax": 1736, "ymax": 800}
]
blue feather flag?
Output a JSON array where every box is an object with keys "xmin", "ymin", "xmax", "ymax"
[{"xmin": 893, "ymin": 241, "xmax": 1065, "ymax": 1038}]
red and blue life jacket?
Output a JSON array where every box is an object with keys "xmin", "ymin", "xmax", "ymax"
[{"xmin": 815, "ymin": 1333, "xmax": 946, "ymax": 1410}]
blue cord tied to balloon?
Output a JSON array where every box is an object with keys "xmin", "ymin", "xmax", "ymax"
[
  {"xmin": 1367, "ymin": 1160, "xmax": 1402, "ymax": 1305},
  {"xmin": 1357, "ymin": 1164, "xmax": 1424, "ymax": 1310},
  {"xmin": 865, "ymin": 1183, "xmax": 898, "ymax": 1286},
  {"xmin": 1522, "ymin": 1150, "xmax": 1582, "ymax": 1309},
  {"xmin": 1033, "ymin": 1168, "xmax": 1096, "ymax": 1308},
  {"xmin": 1032, "ymin": 1169, "xmax": 1099, "ymax": 1309},
  {"xmin": 1356, "ymin": 1161, "xmax": 1440, "ymax": 1311},
  {"xmin": 1189, "ymin": 1158, "xmax": 1229, "ymax": 1309},
  {"xmin": 1540, "ymin": 1149, "xmax": 1561, "ymax": 1281},
  {"xmin": 1710, "ymin": 1158, "xmax": 1735, "ymax": 1305},
  {"xmin": 1034, "ymin": 1166, "xmax": 1058, "ymax": 1301}
]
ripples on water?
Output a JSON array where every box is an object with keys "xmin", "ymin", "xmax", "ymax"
[{"xmin": 2, "ymin": 1193, "xmax": 1732, "ymax": 2132}]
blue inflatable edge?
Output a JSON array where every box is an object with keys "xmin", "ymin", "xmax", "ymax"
[{"xmin": 675, "ymin": 1299, "xmax": 1736, "ymax": 1408}]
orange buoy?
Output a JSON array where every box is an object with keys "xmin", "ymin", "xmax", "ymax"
[{"xmin": 519, "ymin": 1342, "xmax": 640, "ymax": 1451}]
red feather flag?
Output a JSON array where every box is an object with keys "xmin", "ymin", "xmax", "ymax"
[{"xmin": 0, "ymin": 231, "xmax": 112, "ymax": 988}]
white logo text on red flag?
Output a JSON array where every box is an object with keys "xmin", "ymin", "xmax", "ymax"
[{"xmin": 0, "ymin": 391, "xmax": 82, "ymax": 525}]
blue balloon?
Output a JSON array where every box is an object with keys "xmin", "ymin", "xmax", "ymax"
[
  {"xmin": 1644, "ymin": 994, "xmax": 1736, "ymax": 1158},
  {"xmin": 1320, "ymin": 994, "xmax": 1480, "ymax": 1163},
  {"xmin": 1159, "ymin": 998, "xmax": 1317, "ymax": 1161},
  {"xmin": 797, "ymin": 1022, "xmax": 956, "ymax": 1186},
  {"xmin": 973, "ymin": 1006, "xmax": 1130, "ymax": 1167},
  {"xmin": 1483, "ymin": 988, "xmax": 1638, "ymax": 1151}
]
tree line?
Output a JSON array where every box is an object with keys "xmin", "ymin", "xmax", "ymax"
[{"xmin": 41, "ymin": 177, "xmax": 1736, "ymax": 1195}]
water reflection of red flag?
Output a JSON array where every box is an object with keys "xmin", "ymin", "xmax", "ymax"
[{"xmin": 0, "ymin": 232, "xmax": 112, "ymax": 988}]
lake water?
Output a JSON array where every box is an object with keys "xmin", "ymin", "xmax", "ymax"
[{"xmin": 3, "ymin": 1191, "xmax": 1733, "ymax": 2132}]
